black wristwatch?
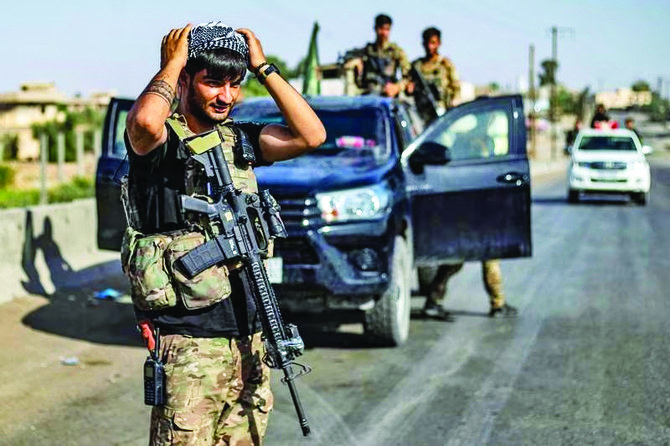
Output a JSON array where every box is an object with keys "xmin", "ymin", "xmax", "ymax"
[{"xmin": 257, "ymin": 63, "xmax": 281, "ymax": 85}]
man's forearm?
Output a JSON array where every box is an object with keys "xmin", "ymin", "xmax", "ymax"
[
  {"xmin": 263, "ymin": 71, "xmax": 326, "ymax": 151},
  {"xmin": 126, "ymin": 62, "xmax": 182, "ymax": 155}
]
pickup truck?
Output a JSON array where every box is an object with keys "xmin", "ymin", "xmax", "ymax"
[{"xmin": 96, "ymin": 94, "xmax": 532, "ymax": 346}]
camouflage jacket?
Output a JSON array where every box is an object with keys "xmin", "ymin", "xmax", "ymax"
[
  {"xmin": 413, "ymin": 55, "xmax": 460, "ymax": 108},
  {"xmin": 360, "ymin": 41, "xmax": 411, "ymax": 95}
]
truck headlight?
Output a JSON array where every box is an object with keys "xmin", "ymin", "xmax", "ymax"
[
  {"xmin": 316, "ymin": 184, "xmax": 392, "ymax": 223},
  {"xmin": 628, "ymin": 161, "xmax": 647, "ymax": 170}
]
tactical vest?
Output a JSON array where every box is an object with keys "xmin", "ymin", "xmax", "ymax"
[
  {"xmin": 121, "ymin": 115, "xmax": 263, "ymax": 312},
  {"xmin": 166, "ymin": 114, "xmax": 260, "ymax": 197}
]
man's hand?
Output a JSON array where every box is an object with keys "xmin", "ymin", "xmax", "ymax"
[
  {"xmin": 405, "ymin": 81, "xmax": 416, "ymax": 95},
  {"xmin": 236, "ymin": 28, "xmax": 267, "ymax": 71},
  {"xmin": 160, "ymin": 24, "xmax": 192, "ymax": 70},
  {"xmin": 384, "ymin": 82, "xmax": 401, "ymax": 98}
]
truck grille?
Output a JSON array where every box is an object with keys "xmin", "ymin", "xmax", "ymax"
[
  {"xmin": 272, "ymin": 195, "xmax": 322, "ymax": 264},
  {"xmin": 589, "ymin": 161, "xmax": 627, "ymax": 170},
  {"xmin": 273, "ymin": 237, "xmax": 319, "ymax": 264},
  {"xmin": 276, "ymin": 196, "xmax": 323, "ymax": 232}
]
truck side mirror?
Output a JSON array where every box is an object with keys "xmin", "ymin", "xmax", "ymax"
[
  {"xmin": 642, "ymin": 145, "xmax": 654, "ymax": 155},
  {"xmin": 409, "ymin": 141, "xmax": 451, "ymax": 174}
]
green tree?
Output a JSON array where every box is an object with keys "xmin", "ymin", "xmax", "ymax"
[
  {"xmin": 242, "ymin": 54, "xmax": 294, "ymax": 97},
  {"xmin": 539, "ymin": 59, "xmax": 558, "ymax": 87},
  {"xmin": 0, "ymin": 134, "xmax": 19, "ymax": 161},
  {"xmin": 31, "ymin": 107, "xmax": 104, "ymax": 162},
  {"xmin": 631, "ymin": 80, "xmax": 651, "ymax": 92}
]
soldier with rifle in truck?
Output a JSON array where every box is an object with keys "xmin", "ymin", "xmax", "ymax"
[
  {"xmin": 342, "ymin": 14, "xmax": 412, "ymax": 98},
  {"xmin": 121, "ymin": 21, "xmax": 325, "ymax": 445}
]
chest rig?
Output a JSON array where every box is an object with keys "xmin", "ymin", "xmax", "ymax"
[
  {"xmin": 166, "ymin": 114, "xmax": 259, "ymax": 200},
  {"xmin": 166, "ymin": 114, "xmax": 281, "ymax": 273}
]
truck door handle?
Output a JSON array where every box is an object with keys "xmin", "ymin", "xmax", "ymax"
[{"xmin": 497, "ymin": 172, "xmax": 529, "ymax": 186}]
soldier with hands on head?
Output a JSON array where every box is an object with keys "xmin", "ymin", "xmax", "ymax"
[
  {"xmin": 124, "ymin": 21, "xmax": 325, "ymax": 445},
  {"xmin": 350, "ymin": 13, "xmax": 411, "ymax": 97}
]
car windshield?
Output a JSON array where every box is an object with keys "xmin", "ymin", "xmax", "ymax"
[
  {"xmin": 578, "ymin": 135, "xmax": 636, "ymax": 151},
  {"xmin": 232, "ymin": 102, "xmax": 390, "ymax": 168}
]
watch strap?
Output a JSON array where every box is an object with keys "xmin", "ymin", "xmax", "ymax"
[{"xmin": 257, "ymin": 63, "xmax": 281, "ymax": 85}]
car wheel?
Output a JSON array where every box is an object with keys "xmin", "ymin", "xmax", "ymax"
[
  {"xmin": 632, "ymin": 192, "xmax": 648, "ymax": 206},
  {"xmin": 364, "ymin": 236, "xmax": 412, "ymax": 347},
  {"xmin": 567, "ymin": 189, "xmax": 579, "ymax": 203}
]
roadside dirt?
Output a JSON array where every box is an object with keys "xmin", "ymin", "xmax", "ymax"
[{"xmin": 0, "ymin": 273, "xmax": 147, "ymax": 444}]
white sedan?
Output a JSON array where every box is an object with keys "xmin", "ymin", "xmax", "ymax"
[{"xmin": 567, "ymin": 129, "xmax": 651, "ymax": 205}]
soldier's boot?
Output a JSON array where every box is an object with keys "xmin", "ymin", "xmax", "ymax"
[
  {"xmin": 422, "ymin": 264, "xmax": 462, "ymax": 321},
  {"xmin": 483, "ymin": 260, "xmax": 518, "ymax": 318}
]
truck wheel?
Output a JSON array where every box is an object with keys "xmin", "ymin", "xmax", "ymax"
[
  {"xmin": 632, "ymin": 192, "xmax": 648, "ymax": 206},
  {"xmin": 364, "ymin": 236, "xmax": 411, "ymax": 347},
  {"xmin": 567, "ymin": 189, "xmax": 579, "ymax": 203}
]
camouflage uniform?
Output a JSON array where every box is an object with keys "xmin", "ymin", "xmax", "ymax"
[
  {"xmin": 124, "ymin": 113, "xmax": 275, "ymax": 445},
  {"xmin": 415, "ymin": 57, "xmax": 509, "ymax": 314},
  {"xmin": 150, "ymin": 332, "xmax": 273, "ymax": 446},
  {"xmin": 413, "ymin": 55, "xmax": 460, "ymax": 109},
  {"xmin": 427, "ymin": 260, "xmax": 505, "ymax": 309},
  {"xmin": 360, "ymin": 41, "xmax": 411, "ymax": 95}
]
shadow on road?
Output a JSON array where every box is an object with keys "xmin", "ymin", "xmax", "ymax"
[
  {"xmin": 533, "ymin": 196, "xmax": 636, "ymax": 206},
  {"xmin": 299, "ymin": 324, "xmax": 372, "ymax": 349},
  {"xmin": 20, "ymin": 210, "xmax": 140, "ymax": 347}
]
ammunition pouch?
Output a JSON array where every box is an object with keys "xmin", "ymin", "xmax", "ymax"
[{"xmin": 121, "ymin": 227, "xmax": 232, "ymax": 311}]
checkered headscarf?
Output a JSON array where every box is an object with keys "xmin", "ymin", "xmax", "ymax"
[{"xmin": 188, "ymin": 22, "xmax": 249, "ymax": 59}]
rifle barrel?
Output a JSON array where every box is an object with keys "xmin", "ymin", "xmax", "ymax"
[{"xmin": 284, "ymin": 365, "xmax": 311, "ymax": 436}]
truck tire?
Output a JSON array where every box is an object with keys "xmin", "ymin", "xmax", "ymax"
[
  {"xmin": 632, "ymin": 192, "xmax": 648, "ymax": 206},
  {"xmin": 364, "ymin": 236, "xmax": 412, "ymax": 346},
  {"xmin": 567, "ymin": 189, "xmax": 579, "ymax": 203}
]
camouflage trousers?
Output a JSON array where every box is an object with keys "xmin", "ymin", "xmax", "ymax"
[
  {"xmin": 428, "ymin": 259, "xmax": 505, "ymax": 309},
  {"xmin": 149, "ymin": 332, "xmax": 273, "ymax": 446}
]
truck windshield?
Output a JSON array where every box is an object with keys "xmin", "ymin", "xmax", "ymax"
[
  {"xmin": 232, "ymin": 104, "xmax": 390, "ymax": 167},
  {"xmin": 578, "ymin": 136, "xmax": 636, "ymax": 151}
]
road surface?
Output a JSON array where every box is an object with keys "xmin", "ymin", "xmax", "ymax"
[{"xmin": 2, "ymin": 152, "xmax": 670, "ymax": 445}]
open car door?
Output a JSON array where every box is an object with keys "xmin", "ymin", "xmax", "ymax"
[
  {"xmin": 404, "ymin": 95, "xmax": 532, "ymax": 265},
  {"xmin": 95, "ymin": 98, "xmax": 133, "ymax": 251}
]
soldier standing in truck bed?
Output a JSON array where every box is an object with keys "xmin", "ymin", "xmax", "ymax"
[
  {"xmin": 412, "ymin": 26, "xmax": 461, "ymax": 118},
  {"xmin": 353, "ymin": 13, "xmax": 412, "ymax": 98}
]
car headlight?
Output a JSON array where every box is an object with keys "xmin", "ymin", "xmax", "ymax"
[{"xmin": 316, "ymin": 184, "xmax": 392, "ymax": 223}]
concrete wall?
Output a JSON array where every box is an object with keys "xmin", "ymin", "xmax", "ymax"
[{"xmin": 0, "ymin": 198, "xmax": 119, "ymax": 304}]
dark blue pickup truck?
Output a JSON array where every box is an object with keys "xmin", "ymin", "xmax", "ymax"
[{"xmin": 96, "ymin": 95, "xmax": 531, "ymax": 346}]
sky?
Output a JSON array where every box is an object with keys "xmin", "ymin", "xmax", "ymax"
[{"xmin": 2, "ymin": 0, "xmax": 669, "ymax": 98}]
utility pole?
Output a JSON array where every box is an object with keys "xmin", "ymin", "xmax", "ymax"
[
  {"xmin": 548, "ymin": 26, "xmax": 574, "ymax": 160},
  {"xmin": 529, "ymin": 44, "xmax": 537, "ymax": 158},
  {"xmin": 40, "ymin": 133, "xmax": 47, "ymax": 205},
  {"xmin": 550, "ymin": 26, "xmax": 558, "ymax": 160}
]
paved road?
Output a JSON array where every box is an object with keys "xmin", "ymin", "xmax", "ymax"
[
  {"xmin": 266, "ymin": 153, "xmax": 670, "ymax": 446},
  {"xmin": 3, "ymin": 153, "xmax": 670, "ymax": 445}
]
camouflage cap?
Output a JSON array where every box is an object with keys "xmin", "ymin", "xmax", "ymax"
[{"xmin": 188, "ymin": 21, "xmax": 249, "ymax": 59}]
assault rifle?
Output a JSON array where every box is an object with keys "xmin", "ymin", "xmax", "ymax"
[
  {"xmin": 339, "ymin": 47, "xmax": 395, "ymax": 94},
  {"xmin": 409, "ymin": 63, "xmax": 440, "ymax": 125},
  {"xmin": 175, "ymin": 130, "xmax": 312, "ymax": 436}
]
